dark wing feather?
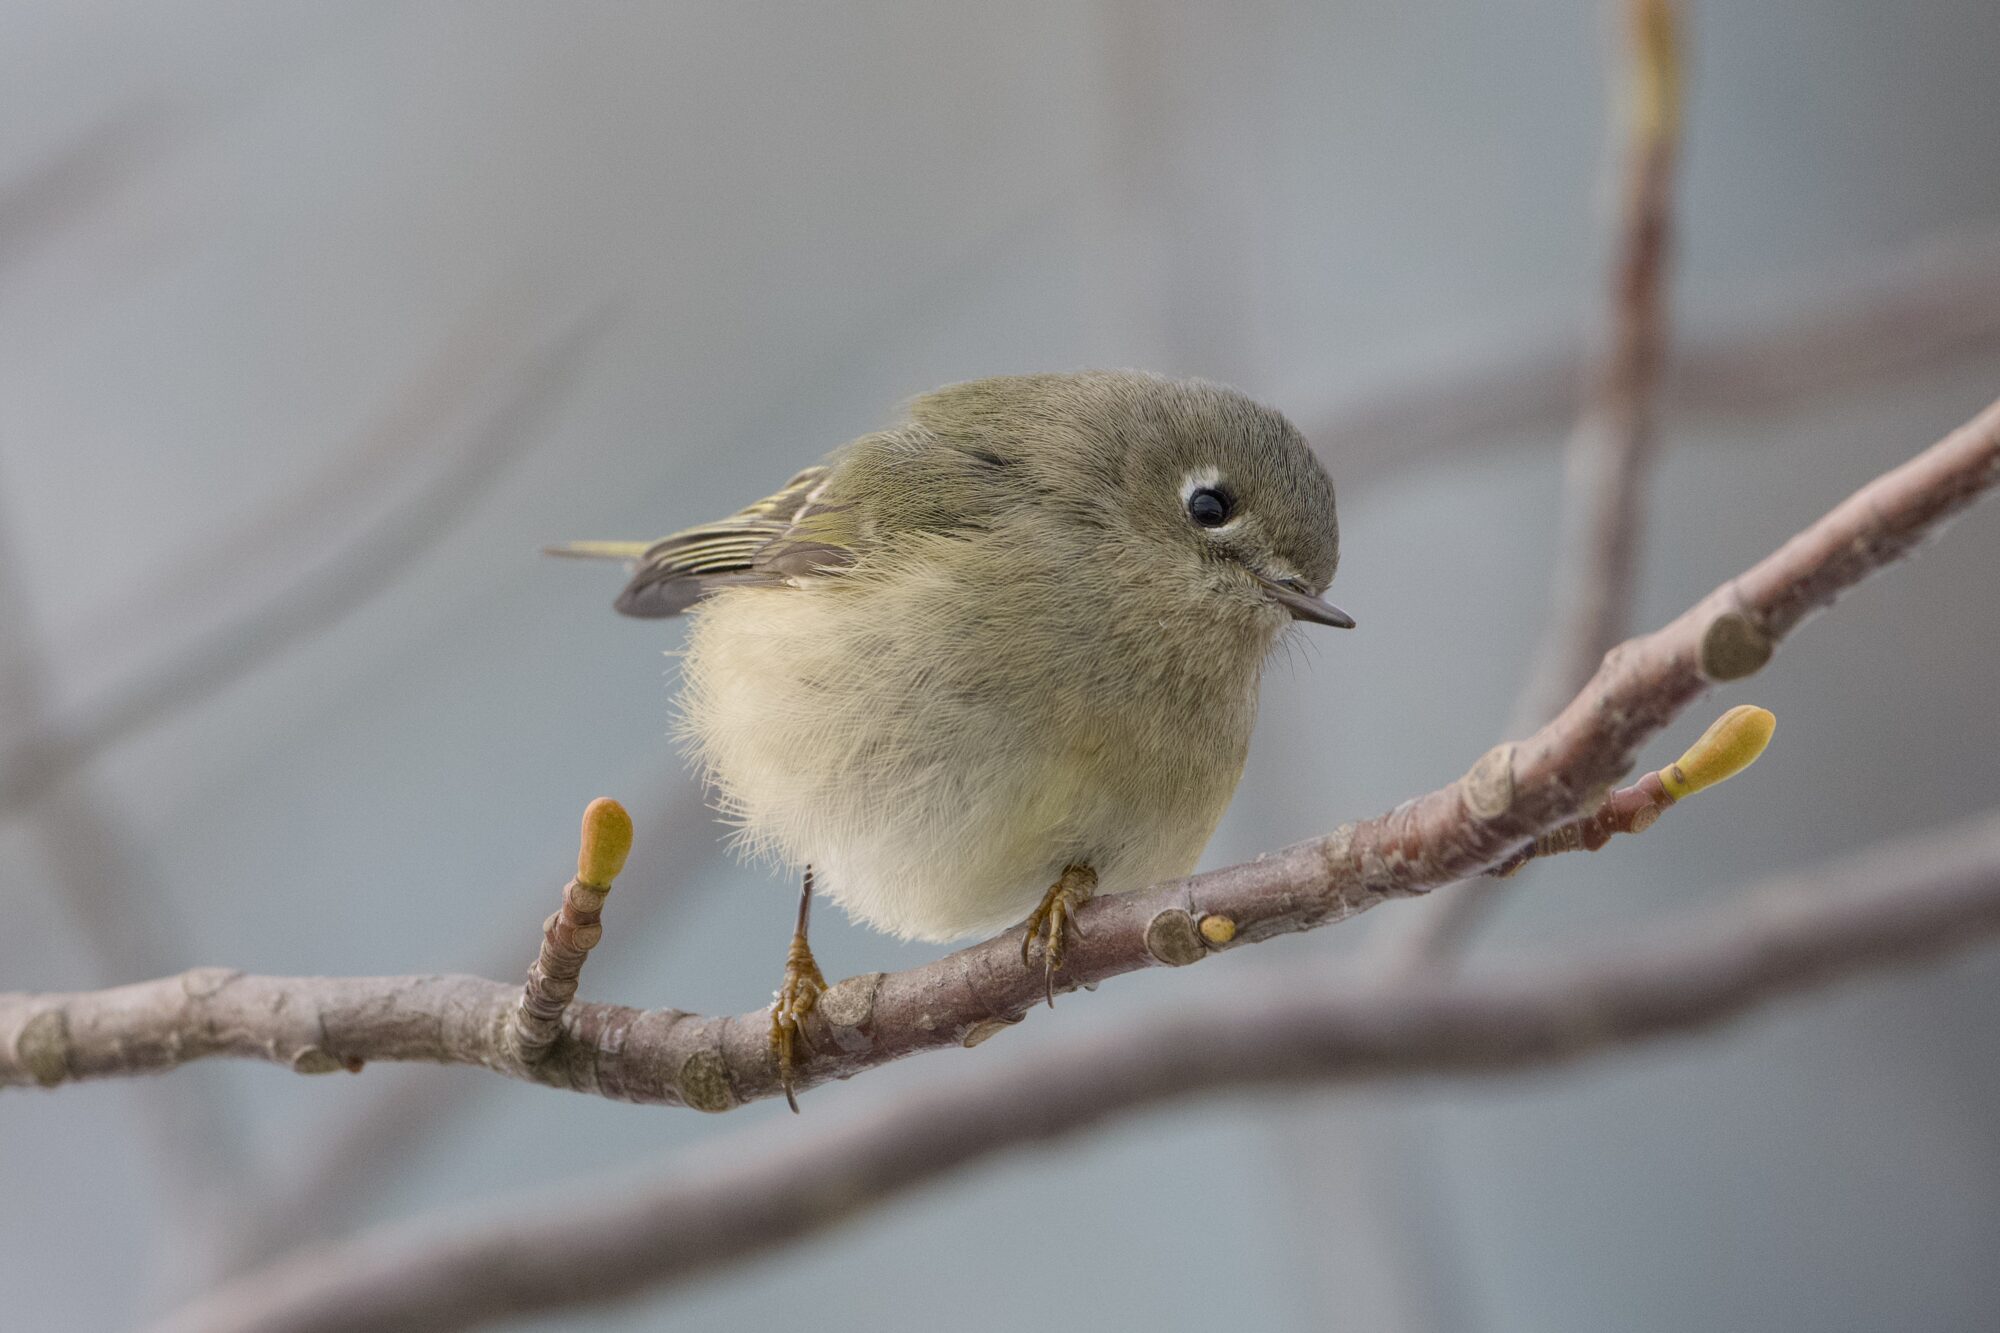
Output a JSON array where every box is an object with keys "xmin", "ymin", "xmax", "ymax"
[{"xmin": 614, "ymin": 465, "xmax": 848, "ymax": 618}]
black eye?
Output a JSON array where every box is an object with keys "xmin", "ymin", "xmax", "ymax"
[{"xmin": 1187, "ymin": 486, "xmax": 1232, "ymax": 528}]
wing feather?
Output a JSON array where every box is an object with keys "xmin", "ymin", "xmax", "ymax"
[{"xmin": 611, "ymin": 465, "xmax": 849, "ymax": 618}]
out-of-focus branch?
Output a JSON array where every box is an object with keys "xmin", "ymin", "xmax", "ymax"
[
  {"xmin": 6, "ymin": 394, "xmax": 1997, "ymax": 1108},
  {"xmin": 0, "ymin": 460, "xmax": 240, "ymax": 1250},
  {"xmin": 1394, "ymin": 0, "xmax": 1683, "ymax": 969},
  {"xmin": 0, "ymin": 101, "xmax": 190, "ymax": 287},
  {"xmin": 67, "ymin": 291, "xmax": 548, "ymax": 670},
  {"xmin": 1311, "ymin": 224, "xmax": 2000, "ymax": 491},
  {"xmin": 153, "ymin": 807, "xmax": 2000, "ymax": 1333},
  {"xmin": 1517, "ymin": 0, "xmax": 1682, "ymax": 726},
  {"xmin": 0, "ymin": 301, "xmax": 614, "ymax": 817}
]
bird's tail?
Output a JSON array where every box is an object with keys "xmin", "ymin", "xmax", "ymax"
[{"xmin": 540, "ymin": 539, "xmax": 652, "ymax": 562}]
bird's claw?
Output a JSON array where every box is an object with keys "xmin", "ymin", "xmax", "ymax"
[
  {"xmin": 770, "ymin": 943, "xmax": 825, "ymax": 1113},
  {"xmin": 1020, "ymin": 864, "xmax": 1095, "ymax": 1007}
]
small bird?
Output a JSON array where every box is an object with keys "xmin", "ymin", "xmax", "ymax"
[{"xmin": 550, "ymin": 371, "xmax": 1351, "ymax": 1106}]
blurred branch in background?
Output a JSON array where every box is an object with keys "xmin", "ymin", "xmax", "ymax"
[
  {"xmin": 1312, "ymin": 221, "xmax": 2000, "ymax": 491},
  {"xmin": 7, "ymin": 392, "xmax": 1996, "ymax": 1106},
  {"xmin": 1394, "ymin": 0, "xmax": 1685, "ymax": 978},
  {"xmin": 68, "ymin": 291, "xmax": 557, "ymax": 669},
  {"xmin": 2, "ymin": 112, "xmax": 615, "ymax": 1275},
  {"xmin": 0, "ymin": 298, "xmax": 616, "ymax": 818},
  {"xmin": 1285, "ymin": 8, "xmax": 1686, "ymax": 1315},
  {"xmin": 0, "ymin": 486, "xmax": 240, "ymax": 1244},
  {"xmin": 0, "ymin": 99, "xmax": 243, "ymax": 1249},
  {"xmin": 1513, "ymin": 0, "xmax": 1682, "ymax": 731},
  {"xmin": 0, "ymin": 100, "xmax": 192, "ymax": 294},
  {"xmin": 151, "ymin": 806, "xmax": 2000, "ymax": 1333}
]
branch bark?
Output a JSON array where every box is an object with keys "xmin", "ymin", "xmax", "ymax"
[
  {"xmin": 151, "ymin": 806, "xmax": 2000, "ymax": 1333},
  {"xmin": 5, "ymin": 394, "xmax": 1997, "ymax": 1111}
]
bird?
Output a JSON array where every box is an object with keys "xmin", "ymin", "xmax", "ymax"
[{"xmin": 548, "ymin": 370, "xmax": 1351, "ymax": 1107}]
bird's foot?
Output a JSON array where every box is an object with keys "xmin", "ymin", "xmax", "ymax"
[
  {"xmin": 1020, "ymin": 863, "xmax": 1096, "ymax": 1007},
  {"xmin": 770, "ymin": 870, "xmax": 827, "ymax": 1113},
  {"xmin": 770, "ymin": 942, "xmax": 824, "ymax": 1113}
]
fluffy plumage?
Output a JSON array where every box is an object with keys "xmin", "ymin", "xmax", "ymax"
[{"xmin": 567, "ymin": 371, "xmax": 1343, "ymax": 942}]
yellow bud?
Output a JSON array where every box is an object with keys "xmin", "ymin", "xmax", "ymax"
[
  {"xmin": 1659, "ymin": 705, "xmax": 1775, "ymax": 800},
  {"xmin": 1632, "ymin": 0, "xmax": 1682, "ymax": 142},
  {"xmin": 1198, "ymin": 914, "xmax": 1237, "ymax": 945},
  {"xmin": 577, "ymin": 797, "xmax": 634, "ymax": 888}
]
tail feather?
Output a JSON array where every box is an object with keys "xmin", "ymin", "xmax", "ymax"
[{"xmin": 540, "ymin": 540, "xmax": 652, "ymax": 562}]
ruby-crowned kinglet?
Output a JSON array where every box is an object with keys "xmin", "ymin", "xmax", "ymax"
[{"xmin": 551, "ymin": 370, "xmax": 1350, "ymax": 1101}]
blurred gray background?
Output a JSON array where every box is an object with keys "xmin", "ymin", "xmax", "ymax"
[{"xmin": 3, "ymin": 3, "xmax": 1999, "ymax": 1330}]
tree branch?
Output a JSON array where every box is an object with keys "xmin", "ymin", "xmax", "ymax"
[
  {"xmin": 506, "ymin": 799, "xmax": 633, "ymax": 1064},
  {"xmin": 152, "ymin": 806, "xmax": 2000, "ymax": 1333},
  {"xmin": 5, "ymin": 394, "xmax": 1996, "ymax": 1110}
]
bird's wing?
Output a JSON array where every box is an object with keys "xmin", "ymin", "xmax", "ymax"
[{"xmin": 546, "ymin": 464, "xmax": 855, "ymax": 618}]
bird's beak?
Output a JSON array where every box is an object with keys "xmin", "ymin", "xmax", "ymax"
[{"xmin": 1254, "ymin": 573, "xmax": 1356, "ymax": 629}]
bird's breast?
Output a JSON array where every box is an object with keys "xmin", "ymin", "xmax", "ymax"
[{"xmin": 677, "ymin": 542, "xmax": 1269, "ymax": 939}]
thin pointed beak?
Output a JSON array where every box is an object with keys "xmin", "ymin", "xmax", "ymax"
[{"xmin": 1254, "ymin": 573, "xmax": 1356, "ymax": 629}]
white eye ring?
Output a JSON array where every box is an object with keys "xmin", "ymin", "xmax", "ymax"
[{"xmin": 1180, "ymin": 468, "xmax": 1241, "ymax": 534}]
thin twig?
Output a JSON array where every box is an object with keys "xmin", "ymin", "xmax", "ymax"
[
  {"xmin": 1487, "ymin": 703, "xmax": 1773, "ymax": 877},
  {"xmin": 149, "ymin": 806, "xmax": 2000, "ymax": 1333},
  {"xmin": 508, "ymin": 799, "xmax": 633, "ymax": 1064},
  {"xmin": 6, "ymin": 394, "xmax": 1996, "ymax": 1108}
]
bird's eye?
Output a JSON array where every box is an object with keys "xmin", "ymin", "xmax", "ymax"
[{"xmin": 1186, "ymin": 486, "xmax": 1233, "ymax": 528}]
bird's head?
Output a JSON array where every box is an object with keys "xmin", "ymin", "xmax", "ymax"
[{"xmin": 914, "ymin": 371, "xmax": 1349, "ymax": 639}]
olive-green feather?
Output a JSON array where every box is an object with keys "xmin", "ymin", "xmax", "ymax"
[{"xmin": 549, "ymin": 384, "xmax": 1089, "ymax": 620}]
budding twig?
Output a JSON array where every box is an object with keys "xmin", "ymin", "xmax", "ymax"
[
  {"xmin": 507, "ymin": 799, "xmax": 634, "ymax": 1064},
  {"xmin": 1488, "ymin": 705, "xmax": 1775, "ymax": 877}
]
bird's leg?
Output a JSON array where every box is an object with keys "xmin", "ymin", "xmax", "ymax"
[
  {"xmin": 769, "ymin": 867, "xmax": 826, "ymax": 1113},
  {"xmin": 1020, "ymin": 862, "xmax": 1096, "ymax": 1007}
]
